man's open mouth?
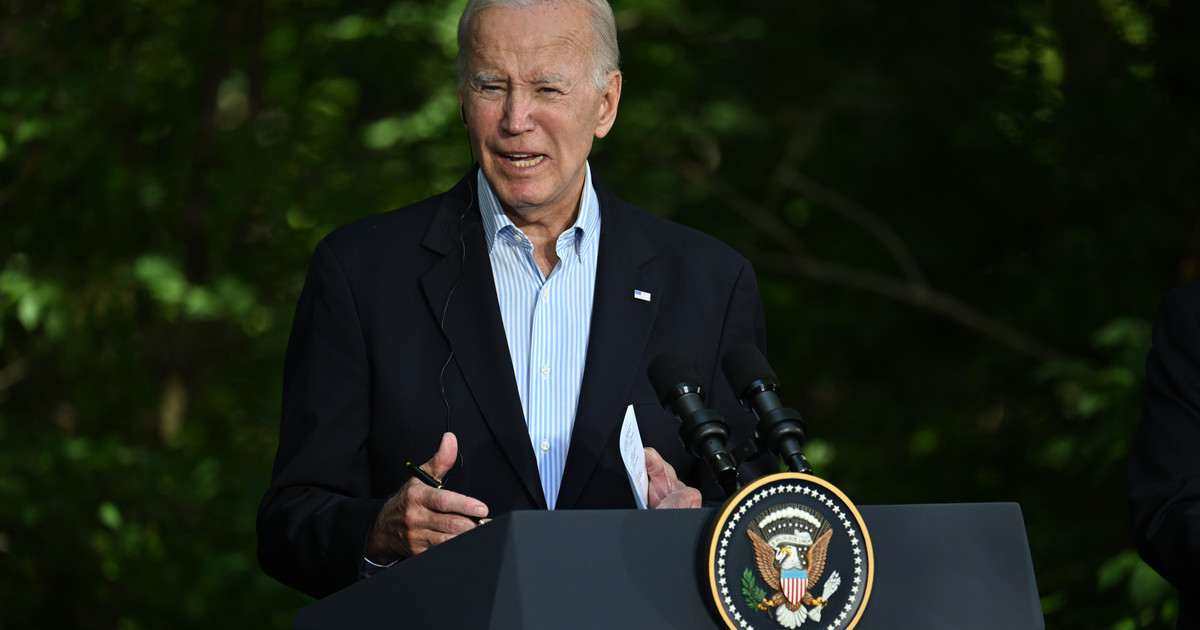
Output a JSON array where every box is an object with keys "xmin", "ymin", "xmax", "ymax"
[{"xmin": 502, "ymin": 153, "xmax": 545, "ymax": 168}]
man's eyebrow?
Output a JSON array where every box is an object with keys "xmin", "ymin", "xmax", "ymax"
[{"xmin": 470, "ymin": 73, "xmax": 567, "ymax": 86}]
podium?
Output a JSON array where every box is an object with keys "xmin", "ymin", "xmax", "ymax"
[{"xmin": 294, "ymin": 503, "xmax": 1043, "ymax": 630}]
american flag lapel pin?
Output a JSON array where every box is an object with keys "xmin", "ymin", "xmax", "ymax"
[{"xmin": 633, "ymin": 289, "xmax": 652, "ymax": 302}]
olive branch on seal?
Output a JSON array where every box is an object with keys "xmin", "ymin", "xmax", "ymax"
[{"xmin": 741, "ymin": 568, "xmax": 773, "ymax": 617}]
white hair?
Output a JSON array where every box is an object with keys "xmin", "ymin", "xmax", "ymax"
[{"xmin": 455, "ymin": 0, "xmax": 621, "ymax": 92}]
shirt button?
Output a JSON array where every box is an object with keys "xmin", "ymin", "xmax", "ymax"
[
  {"xmin": 539, "ymin": 365, "xmax": 550, "ymax": 377},
  {"xmin": 542, "ymin": 288, "xmax": 550, "ymax": 299},
  {"xmin": 540, "ymin": 440, "xmax": 550, "ymax": 452}
]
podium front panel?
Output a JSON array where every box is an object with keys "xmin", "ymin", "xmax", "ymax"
[{"xmin": 293, "ymin": 503, "xmax": 1043, "ymax": 630}]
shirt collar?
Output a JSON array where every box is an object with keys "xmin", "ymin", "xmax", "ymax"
[{"xmin": 477, "ymin": 163, "xmax": 600, "ymax": 262}]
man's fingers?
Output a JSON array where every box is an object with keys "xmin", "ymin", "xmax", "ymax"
[
  {"xmin": 644, "ymin": 447, "xmax": 666, "ymax": 476},
  {"xmin": 368, "ymin": 436, "xmax": 490, "ymax": 562},
  {"xmin": 413, "ymin": 531, "xmax": 461, "ymax": 555},
  {"xmin": 420, "ymin": 485, "xmax": 489, "ymax": 519},
  {"xmin": 644, "ymin": 447, "xmax": 683, "ymax": 500},
  {"xmin": 402, "ymin": 476, "xmax": 488, "ymax": 521},
  {"xmin": 423, "ymin": 432, "xmax": 459, "ymax": 480},
  {"xmin": 404, "ymin": 527, "xmax": 461, "ymax": 556},
  {"xmin": 643, "ymin": 446, "xmax": 702, "ymax": 509},
  {"xmin": 401, "ymin": 494, "xmax": 484, "ymax": 556},
  {"xmin": 656, "ymin": 486, "xmax": 703, "ymax": 509},
  {"xmin": 412, "ymin": 432, "xmax": 488, "ymax": 517},
  {"xmin": 645, "ymin": 447, "xmax": 680, "ymax": 485},
  {"xmin": 386, "ymin": 483, "xmax": 486, "ymax": 555},
  {"xmin": 428, "ymin": 511, "xmax": 480, "ymax": 535}
]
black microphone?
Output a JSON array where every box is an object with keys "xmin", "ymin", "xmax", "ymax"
[
  {"xmin": 647, "ymin": 351, "xmax": 741, "ymax": 497},
  {"xmin": 721, "ymin": 344, "xmax": 812, "ymax": 474}
]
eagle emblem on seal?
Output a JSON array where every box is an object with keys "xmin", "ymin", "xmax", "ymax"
[{"xmin": 745, "ymin": 505, "xmax": 843, "ymax": 628}]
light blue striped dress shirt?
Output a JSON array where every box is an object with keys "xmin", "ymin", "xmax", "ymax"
[{"xmin": 477, "ymin": 165, "xmax": 600, "ymax": 510}]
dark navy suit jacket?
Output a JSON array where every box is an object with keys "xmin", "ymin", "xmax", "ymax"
[
  {"xmin": 1130, "ymin": 279, "xmax": 1200, "ymax": 628},
  {"xmin": 257, "ymin": 168, "xmax": 767, "ymax": 598}
]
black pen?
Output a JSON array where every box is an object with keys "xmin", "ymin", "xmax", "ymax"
[
  {"xmin": 405, "ymin": 461, "xmax": 486, "ymax": 525},
  {"xmin": 405, "ymin": 461, "xmax": 443, "ymax": 489}
]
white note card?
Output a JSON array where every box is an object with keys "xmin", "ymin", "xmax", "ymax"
[{"xmin": 620, "ymin": 404, "xmax": 649, "ymax": 509}]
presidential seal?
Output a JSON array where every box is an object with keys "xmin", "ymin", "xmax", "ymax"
[{"xmin": 707, "ymin": 473, "xmax": 873, "ymax": 630}]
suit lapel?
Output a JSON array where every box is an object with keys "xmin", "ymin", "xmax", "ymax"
[
  {"xmin": 556, "ymin": 180, "xmax": 660, "ymax": 510},
  {"xmin": 419, "ymin": 172, "xmax": 547, "ymax": 509}
]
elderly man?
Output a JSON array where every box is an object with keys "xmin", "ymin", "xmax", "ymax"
[{"xmin": 257, "ymin": 0, "xmax": 767, "ymax": 598}]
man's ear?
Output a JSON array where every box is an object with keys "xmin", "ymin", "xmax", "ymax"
[{"xmin": 594, "ymin": 70, "xmax": 622, "ymax": 139}]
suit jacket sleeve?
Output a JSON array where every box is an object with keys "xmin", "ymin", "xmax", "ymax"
[
  {"xmin": 1129, "ymin": 280, "xmax": 1200, "ymax": 594},
  {"xmin": 257, "ymin": 239, "xmax": 386, "ymax": 599}
]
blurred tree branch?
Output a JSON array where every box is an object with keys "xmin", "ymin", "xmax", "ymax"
[{"xmin": 683, "ymin": 161, "xmax": 1062, "ymax": 363}]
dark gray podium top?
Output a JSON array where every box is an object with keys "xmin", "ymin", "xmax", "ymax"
[{"xmin": 294, "ymin": 503, "xmax": 1043, "ymax": 630}]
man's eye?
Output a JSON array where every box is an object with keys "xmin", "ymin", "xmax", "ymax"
[{"xmin": 539, "ymin": 87, "xmax": 560, "ymax": 94}]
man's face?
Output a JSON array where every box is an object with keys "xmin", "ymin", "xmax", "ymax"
[{"xmin": 460, "ymin": 2, "xmax": 621, "ymax": 226}]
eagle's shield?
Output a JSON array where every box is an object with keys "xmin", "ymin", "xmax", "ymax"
[{"xmin": 781, "ymin": 568, "xmax": 808, "ymax": 605}]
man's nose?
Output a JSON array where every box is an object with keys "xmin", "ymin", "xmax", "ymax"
[{"xmin": 501, "ymin": 90, "xmax": 536, "ymax": 134}]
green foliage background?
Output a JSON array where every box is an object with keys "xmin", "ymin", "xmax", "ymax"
[{"xmin": 1, "ymin": 0, "xmax": 1196, "ymax": 627}]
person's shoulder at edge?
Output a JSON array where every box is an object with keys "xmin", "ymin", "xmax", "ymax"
[{"xmin": 1160, "ymin": 277, "xmax": 1200, "ymax": 314}]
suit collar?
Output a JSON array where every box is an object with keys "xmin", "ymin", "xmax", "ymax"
[
  {"xmin": 420, "ymin": 167, "xmax": 547, "ymax": 509},
  {"xmin": 421, "ymin": 166, "xmax": 480, "ymax": 256}
]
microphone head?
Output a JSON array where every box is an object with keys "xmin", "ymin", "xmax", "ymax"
[
  {"xmin": 721, "ymin": 343, "xmax": 779, "ymax": 400},
  {"xmin": 648, "ymin": 351, "xmax": 703, "ymax": 406}
]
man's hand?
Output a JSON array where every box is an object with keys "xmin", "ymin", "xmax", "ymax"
[
  {"xmin": 365, "ymin": 433, "xmax": 489, "ymax": 564},
  {"xmin": 645, "ymin": 447, "xmax": 702, "ymax": 509}
]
